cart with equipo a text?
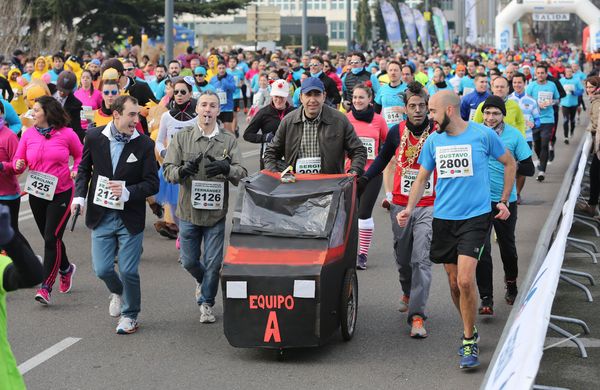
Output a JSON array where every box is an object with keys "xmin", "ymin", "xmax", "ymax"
[{"xmin": 221, "ymin": 171, "xmax": 358, "ymax": 355}]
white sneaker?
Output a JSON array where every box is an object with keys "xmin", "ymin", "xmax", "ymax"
[
  {"xmin": 116, "ymin": 316, "xmax": 139, "ymax": 334},
  {"xmin": 199, "ymin": 303, "xmax": 216, "ymax": 323},
  {"xmin": 195, "ymin": 283, "xmax": 201, "ymax": 302},
  {"xmin": 109, "ymin": 294, "xmax": 122, "ymax": 317}
]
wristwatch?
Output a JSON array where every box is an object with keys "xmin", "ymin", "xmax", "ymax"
[{"xmin": 499, "ymin": 200, "xmax": 509, "ymax": 207}]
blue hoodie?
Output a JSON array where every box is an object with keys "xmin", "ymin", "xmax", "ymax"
[{"xmin": 460, "ymin": 90, "xmax": 490, "ymax": 121}]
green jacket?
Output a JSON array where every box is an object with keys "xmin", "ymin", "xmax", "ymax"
[
  {"xmin": 163, "ymin": 123, "xmax": 247, "ymax": 227},
  {"xmin": 473, "ymin": 98, "xmax": 526, "ymax": 137}
]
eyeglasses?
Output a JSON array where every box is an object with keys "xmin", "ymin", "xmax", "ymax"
[
  {"xmin": 124, "ymin": 67, "xmax": 135, "ymax": 71},
  {"xmin": 309, "ymin": 63, "xmax": 320, "ymax": 67},
  {"xmin": 173, "ymin": 89, "xmax": 188, "ymax": 95},
  {"xmin": 103, "ymin": 90, "xmax": 119, "ymax": 96},
  {"xmin": 350, "ymin": 61, "xmax": 362, "ymax": 65}
]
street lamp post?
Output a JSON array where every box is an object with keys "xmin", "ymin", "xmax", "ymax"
[
  {"xmin": 346, "ymin": 0, "xmax": 352, "ymax": 50},
  {"xmin": 165, "ymin": 0, "xmax": 174, "ymax": 63},
  {"xmin": 302, "ymin": 0, "xmax": 308, "ymax": 53}
]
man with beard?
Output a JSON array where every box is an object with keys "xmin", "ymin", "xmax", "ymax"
[
  {"xmin": 358, "ymin": 82, "xmax": 436, "ymax": 339},
  {"xmin": 476, "ymin": 96, "xmax": 534, "ymax": 316},
  {"xmin": 154, "ymin": 60, "xmax": 182, "ymax": 100},
  {"xmin": 397, "ymin": 91, "xmax": 516, "ymax": 370},
  {"xmin": 473, "ymin": 76, "xmax": 526, "ymax": 137}
]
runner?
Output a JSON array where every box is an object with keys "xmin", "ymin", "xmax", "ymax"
[
  {"xmin": 0, "ymin": 206, "xmax": 43, "ymax": 390},
  {"xmin": 473, "ymin": 76, "xmax": 526, "ymax": 138},
  {"xmin": 426, "ymin": 67, "xmax": 453, "ymax": 96},
  {"xmin": 509, "ymin": 72, "xmax": 541, "ymax": 203},
  {"xmin": 209, "ymin": 61, "xmax": 236, "ymax": 135},
  {"xmin": 243, "ymin": 80, "xmax": 294, "ymax": 170},
  {"xmin": 359, "ymin": 81, "xmax": 435, "ymax": 338},
  {"xmin": 0, "ymin": 101, "xmax": 20, "ymax": 233},
  {"xmin": 526, "ymin": 64, "xmax": 560, "ymax": 182},
  {"xmin": 559, "ymin": 67, "xmax": 584, "ymax": 144},
  {"xmin": 475, "ymin": 96, "xmax": 534, "ymax": 315},
  {"xmin": 346, "ymin": 83, "xmax": 388, "ymax": 270},
  {"xmin": 163, "ymin": 91, "xmax": 247, "ymax": 324},
  {"xmin": 397, "ymin": 91, "xmax": 516, "ymax": 369},
  {"xmin": 73, "ymin": 95, "xmax": 159, "ymax": 334},
  {"xmin": 14, "ymin": 95, "xmax": 82, "ymax": 305},
  {"xmin": 460, "ymin": 73, "xmax": 490, "ymax": 121},
  {"xmin": 263, "ymin": 77, "xmax": 366, "ymax": 175}
]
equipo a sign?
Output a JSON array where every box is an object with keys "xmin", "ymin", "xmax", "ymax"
[{"xmin": 532, "ymin": 13, "xmax": 570, "ymax": 21}]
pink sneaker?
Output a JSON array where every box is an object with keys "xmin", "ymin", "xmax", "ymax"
[
  {"xmin": 35, "ymin": 288, "xmax": 50, "ymax": 305},
  {"xmin": 59, "ymin": 264, "xmax": 76, "ymax": 293}
]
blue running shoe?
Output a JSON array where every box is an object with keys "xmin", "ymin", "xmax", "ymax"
[
  {"xmin": 459, "ymin": 341, "xmax": 480, "ymax": 369},
  {"xmin": 458, "ymin": 327, "xmax": 480, "ymax": 356}
]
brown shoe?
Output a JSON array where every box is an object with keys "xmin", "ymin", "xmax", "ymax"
[
  {"xmin": 159, "ymin": 223, "xmax": 178, "ymax": 239},
  {"xmin": 149, "ymin": 202, "xmax": 164, "ymax": 218},
  {"xmin": 154, "ymin": 221, "xmax": 166, "ymax": 234}
]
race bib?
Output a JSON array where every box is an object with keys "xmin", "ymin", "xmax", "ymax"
[
  {"xmin": 537, "ymin": 91, "xmax": 553, "ymax": 106},
  {"xmin": 217, "ymin": 90, "xmax": 227, "ymax": 105},
  {"xmin": 296, "ymin": 157, "xmax": 321, "ymax": 174},
  {"xmin": 435, "ymin": 145, "xmax": 474, "ymax": 179},
  {"xmin": 359, "ymin": 137, "xmax": 376, "ymax": 160},
  {"xmin": 191, "ymin": 181, "xmax": 224, "ymax": 210},
  {"xmin": 25, "ymin": 171, "xmax": 58, "ymax": 200},
  {"xmin": 469, "ymin": 108, "xmax": 477, "ymax": 120},
  {"xmin": 401, "ymin": 168, "xmax": 433, "ymax": 196},
  {"xmin": 382, "ymin": 106, "xmax": 404, "ymax": 125},
  {"xmin": 463, "ymin": 87, "xmax": 474, "ymax": 96},
  {"xmin": 564, "ymin": 84, "xmax": 575, "ymax": 94},
  {"xmin": 93, "ymin": 175, "xmax": 125, "ymax": 210}
]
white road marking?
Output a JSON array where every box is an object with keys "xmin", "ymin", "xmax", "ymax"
[
  {"xmin": 242, "ymin": 150, "xmax": 259, "ymax": 158},
  {"xmin": 18, "ymin": 337, "xmax": 81, "ymax": 375}
]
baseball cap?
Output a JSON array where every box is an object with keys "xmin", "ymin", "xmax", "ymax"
[
  {"xmin": 301, "ymin": 77, "xmax": 324, "ymax": 94},
  {"xmin": 102, "ymin": 68, "xmax": 119, "ymax": 81},
  {"xmin": 90, "ymin": 59, "xmax": 101, "ymax": 66},
  {"xmin": 481, "ymin": 95, "xmax": 506, "ymax": 116},
  {"xmin": 194, "ymin": 66, "xmax": 207, "ymax": 76},
  {"xmin": 270, "ymin": 79, "xmax": 289, "ymax": 98}
]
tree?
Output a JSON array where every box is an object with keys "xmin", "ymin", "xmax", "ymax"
[
  {"xmin": 26, "ymin": 0, "xmax": 252, "ymax": 50},
  {"xmin": 373, "ymin": 0, "xmax": 387, "ymax": 41},
  {"xmin": 355, "ymin": 0, "xmax": 372, "ymax": 48}
]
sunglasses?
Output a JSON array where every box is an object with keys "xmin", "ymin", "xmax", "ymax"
[
  {"xmin": 173, "ymin": 89, "xmax": 188, "ymax": 95},
  {"xmin": 350, "ymin": 61, "xmax": 362, "ymax": 65},
  {"xmin": 309, "ymin": 63, "xmax": 320, "ymax": 67},
  {"xmin": 124, "ymin": 67, "xmax": 135, "ymax": 71},
  {"xmin": 103, "ymin": 90, "xmax": 119, "ymax": 96}
]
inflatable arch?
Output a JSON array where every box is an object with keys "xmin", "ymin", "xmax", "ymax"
[{"xmin": 495, "ymin": 0, "xmax": 600, "ymax": 51}]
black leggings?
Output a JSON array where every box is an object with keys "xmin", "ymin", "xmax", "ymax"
[
  {"xmin": 562, "ymin": 106, "xmax": 577, "ymax": 138},
  {"xmin": 358, "ymin": 174, "xmax": 383, "ymax": 219},
  {"xmin": 0, "ymin": 197, "xmax": 20, "ymax": 233},
  {"xmin": 241, "ymin": 84, "xmax": 249, "ymax": 109},
  {"xmin": 28, "ymin": 188, "xmax": 72, "ymax": 291}
]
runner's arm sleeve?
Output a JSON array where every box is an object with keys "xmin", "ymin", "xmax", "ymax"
[
  {"xmin": 517, "ymin": 156, "xmax": 535, "ymax": 177},
  {"xmin": 460, "ymin": 99, "xmax": 469, "ymax": 121},
  {"xmin": 364, "ymin": 125, "xmax": 399, "ymax": 179},
  {"xmin": 2, "ymin": 232, "xmax": 44, "ymax": 292},
  {"xmin": 374, "ymin": 102, "xmax": 382, "ymax": 114},
  {"xmin": 155, "ymin": 114, "xmax": 169, "ymax": 156}
]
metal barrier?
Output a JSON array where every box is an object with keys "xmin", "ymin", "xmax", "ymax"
[{"xmin": 481, "ymin": 133, "xmax": 593, "ymax": 390}]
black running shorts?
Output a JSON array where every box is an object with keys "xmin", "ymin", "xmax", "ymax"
[
  {"xmin": 429, "ymin": 212, "xmax": 491, "ymax": 264},
  {"xmin": 218, "ymin": 111, "xmax": 234, "ymax": 123}
]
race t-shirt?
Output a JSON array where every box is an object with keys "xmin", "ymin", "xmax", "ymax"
[
  {"xmin": 0, "ymin": 255, "xmax": 26, "ymax": 390},
  {"xmin": 375, "ymin": 82, "xmax": 408, "ymax": 127},
  {"xmin": 488, "ymin": 124, "xmax": 532, "ymax": 203},
  {"xmin": 525, "ymin": 81, "xmax": 560, "ymax": 124},
  {"xmin": 418, "ymin": 122, "xmax": 506, "ymax": 220}
]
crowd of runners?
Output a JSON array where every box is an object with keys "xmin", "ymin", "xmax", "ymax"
[{"xmin": 0, "ymin": 40, "xmax": 597, "ymax": 387}]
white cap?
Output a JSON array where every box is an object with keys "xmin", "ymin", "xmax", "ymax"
[{"xmin": 270, "ymin": 79, "xmax": 289, "ymax": 98}]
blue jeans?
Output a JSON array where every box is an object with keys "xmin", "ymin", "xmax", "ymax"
[
  {"xmin": 179, "ymin": 218, "xmax": 225, "ymax": 306},
  {"xmin": 91, "ymin": 211, "xmax": 143, "ymax": 319}
]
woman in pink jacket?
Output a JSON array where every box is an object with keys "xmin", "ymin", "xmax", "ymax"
[
  {"xmin": 74, "ymin": 69, "xmax": 103, "ymax": 130},
  {"xmin": 14, "ymin": 96, "xmax": 82, "ymax": 305},
  {"xmin": 0, "ymin": 101, "xmax": 21, "ymax": 233}
]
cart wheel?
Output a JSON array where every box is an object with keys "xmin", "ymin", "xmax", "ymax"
[{"xmin": 340, "ymin": 268, "xmax": 358, "ymax": 341}]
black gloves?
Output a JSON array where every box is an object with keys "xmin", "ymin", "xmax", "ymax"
[
  {"xmin": 205, "ymin": 155, "xmax": 231, "ymax": 178},
  {"xmin": 0, "ymin": 205, "xmax": 14, "ymax": 245},
  {"xmin": 179, "ymin": 160, "xmax": 200, "ymax": 179},
  {"xmin": 356, "ymin": 176, "xmax": 369, "ymax": 197}
]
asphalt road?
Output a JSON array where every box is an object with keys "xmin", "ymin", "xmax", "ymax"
[{"xmin": 6, "ymin": 113, "xmax": 586, "ymax": 389}]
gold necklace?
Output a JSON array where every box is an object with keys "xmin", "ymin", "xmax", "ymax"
[{"xmin": 398, "ymin": 124, "xmax": 430, "ymax": 169}]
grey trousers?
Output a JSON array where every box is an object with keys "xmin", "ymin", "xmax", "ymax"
[{"xmin": 389, "ymin": 204, "xmax": 433, "ymax": 323}]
